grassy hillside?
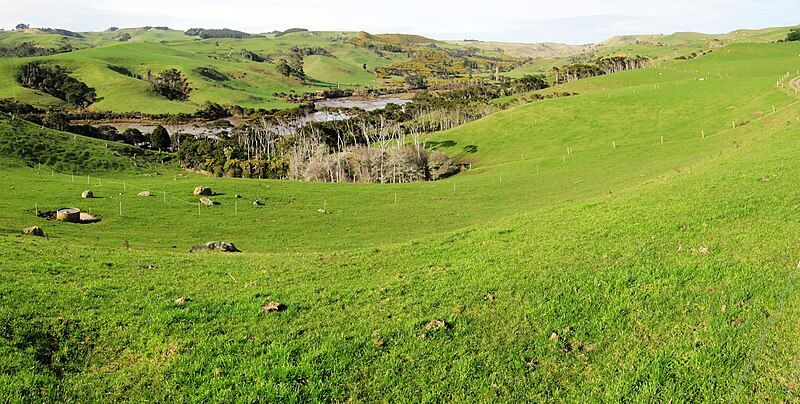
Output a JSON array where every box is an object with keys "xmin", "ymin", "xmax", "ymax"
[
  {"xmin": 0, "ymin": 28, "xmax": 527, "ymax": 114},
  {"xmin": 0, "ymin": 39, "xmax": 799, "ymax": 400},
  {"xmin": 0, "ymin": 113, "xmax": 166, "ymax": 173},
  {"xmin": 509, "ymin": 25, "xmax": 800, "ymax": 78},
  {"xmin": 0, "ymin": 29, "xmax": 410, "ymax": 113},
  {"xmin": 447, "ymin": 40, "xmax": 586, "ymax": 59}
]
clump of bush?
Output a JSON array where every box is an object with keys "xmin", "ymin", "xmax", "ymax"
[
  {"xmin": 274, "ymin": 28, "xmax": 308, "ymax": 37},
  {"xmin": 185, "ymin": 28, "xmax": 251, "ymax": 39},
  {"xmin": 787, "ymin": 29, "xmax": 800, "ymax": 42},
  {"xmin": 15, "ymin": 62, "xmax": 96, "ymax": 107},
  {"xmin": 38, "ymin": 27, "xmax": 83, "ymax": 38},
  {"xmin": 108, "ymin": 65, "xmax": 140, "ymax": 79},
  {"xmin": 194, "ymin": 67, "xmax": 228, "ymax": 81},
  {"xmin": 240, "ymin": 49, "xmax": 267, "ymax": 62},
  {"xmin": 0, "ymin": 42, "xmax": 73, "ymax": 57},
  {"xmin": 277, "ymin": 58, "xmax": 305, "ymax": 79},
  {"xmin": 147, "ymin": 69, "xmax": 191, "ymax": 101}
]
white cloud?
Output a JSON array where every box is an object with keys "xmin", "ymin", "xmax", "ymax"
[{"xmin": 0, "ymin": 0, "xmax": 797, "ymax": 43}]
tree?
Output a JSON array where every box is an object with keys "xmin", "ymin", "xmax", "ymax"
[
  {"xmin": 277, "ymin": 60, "xmax": 293, "ymax": 77},
  {"xmin": 150, "ymin": 125, "xmax": 171, "ymax": 150},
  {"xmin": 787, "ymin": 29, "xmax": 800, "ymax": 42},
  {"xmin": 404, "ymin": 74, "xmax": 428, "ymax": 90},
  {"xmin": 42, "ymin": 111, "xmax": 69, "ymax": 131},
  {"xmin": 148, "ymin": 69, "xmax": 191, "ymax": 101},
  {"xmin": 121, "ymin": 128, "xmax": 145, "ymax": 145},
  {"xmin": 15, "ymin": 23, "xmax": 29, "ymax": 31}
]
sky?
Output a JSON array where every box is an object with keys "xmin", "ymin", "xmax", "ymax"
[{"xmin": 1, "ymin": 0, "xmax": 798, "ymax": 44}]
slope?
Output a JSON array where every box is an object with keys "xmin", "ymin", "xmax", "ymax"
[
  {"xmin": 0, "ymin": 41, "xmax": 797, "ymax": 256},
  {"xmin": 1, "ymin": 51, "xmax": 799, "ymax": 400}
]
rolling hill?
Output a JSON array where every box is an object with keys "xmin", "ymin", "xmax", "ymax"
[
  {"xmin": 0, "ymin": 25, "xmax": 799, "ymax": 401},
  {"xmin": 0, "ymin": 28, "xmax": 523, "ymax": 114}
]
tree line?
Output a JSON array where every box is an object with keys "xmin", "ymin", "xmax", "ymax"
[
  {"xmin": 185, "ymin": 28, "xmax": 252, "ymax": 39},
  {"xmin": 15, "ymin": 62, "xmax": 96, "ymax": 107},
  {"xmin": 551, "ymin": 56, "xmax": 649, "ymax": 84},
  {"xmin": 0, "ymin": 41, "xmax": 73, "ymax": 57}
]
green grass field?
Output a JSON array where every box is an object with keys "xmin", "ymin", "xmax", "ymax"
[{"xmin": 1, "ymin": 39, "xmax": 799, "ymax": 401}]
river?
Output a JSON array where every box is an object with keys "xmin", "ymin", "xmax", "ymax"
[{"xmin": 94, "ymin": 97, "xmax": 411, "ymax": 137}]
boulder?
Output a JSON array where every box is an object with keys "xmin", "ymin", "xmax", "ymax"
[
  {"xmin": 235, "ymin": 194, "xmax": 243, "ymax": 199},
  {"xmin": 173, "ymin": 296, "xmax": 190, "ymax": 306},
  {"xmin": 81, "ymin": 190, "xmax": 94, "ymax": 198},
  {"xmin": 199, "ymin": 197, "xmax": 214, "ymax": 206},
  {"xmin": 23, "ymin": 226, "xmax": 46, "ymax": 237},
  {"xmin": 138, "ymin": 191, "xmax": 152, "ymax": 197},
  {"xmin": 193, "ymin": 186, "xmax": 213, "ymax": 196},
  {"xmin": 188, "ymin": 241, "xmax": 241, "ymax": 253},
  {"xmin": 252, "ymin": 200, "xmax": 264, "ymax": 206},
  {"xmin": 425, "ymin": 320, "xmax": 449, "ymax": 331},
  {"xmin": 261, "ymin": 301, "xmax": 286, "ymax": 313}
]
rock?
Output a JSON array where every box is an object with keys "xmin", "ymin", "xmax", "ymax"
[
  {"xmin": 193, "ymin": 186, "xmax": 213, "ymax": 196},
  {"xmin": 252, "ymin": 200, "xmax": 264, "ymax": 206},
  {"xmin": 79, "ymin": 212, "xmax": 101, "ymax": 223},
  {"xmin": 138, "ymin": 191, "xmax": 152, "ymax": 197},
  {"xmin": 317, "ymin": 209, "xmax": 330, "ymax": 214},
  {"xmin": 174, "ymin": 296, "xmax": 190, "ymax": 306},
  {"xmin": 424, "ymin": 320, "xmax": 449, "ymax": 331},
  {"xmin": 23, "ymin": 226, "xmax": 45, "ymax": 237},
  {"xmin": 484, "ymin": 293, "xmax": 496, "ymax": 302},
  {"xmin": 199, "ymin": 197, "xmax": 214, "ymax": 206},
  {"xmin": 188, "ymin": 241, "xmax": 241, "ymax": 253},
  {"xmin": 81, "ymin": 190, "xmax": 94, "ymax": 198},
  {"xmin": 261, "ymin": 301, "xmax": 286, "ymax": 313},
  {"xmin": 699, "ymin": 246, "xmax": 710, "ymax": 255},
  {"xmin": 235, "ymin": 194, "xmax": 243, "ymax": 199},
  {"xmin": 550, "ymin": 332, "xmax": 559, "ymax": 341}
]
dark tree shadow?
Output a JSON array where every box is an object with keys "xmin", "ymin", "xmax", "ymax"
[
  {"xmin": 462, "ymin": 144, "xmax": 478, "ymax": 154},
  {"xmin": 426, "ymin": 140, "xmax": 457, "ymax": 150}
]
